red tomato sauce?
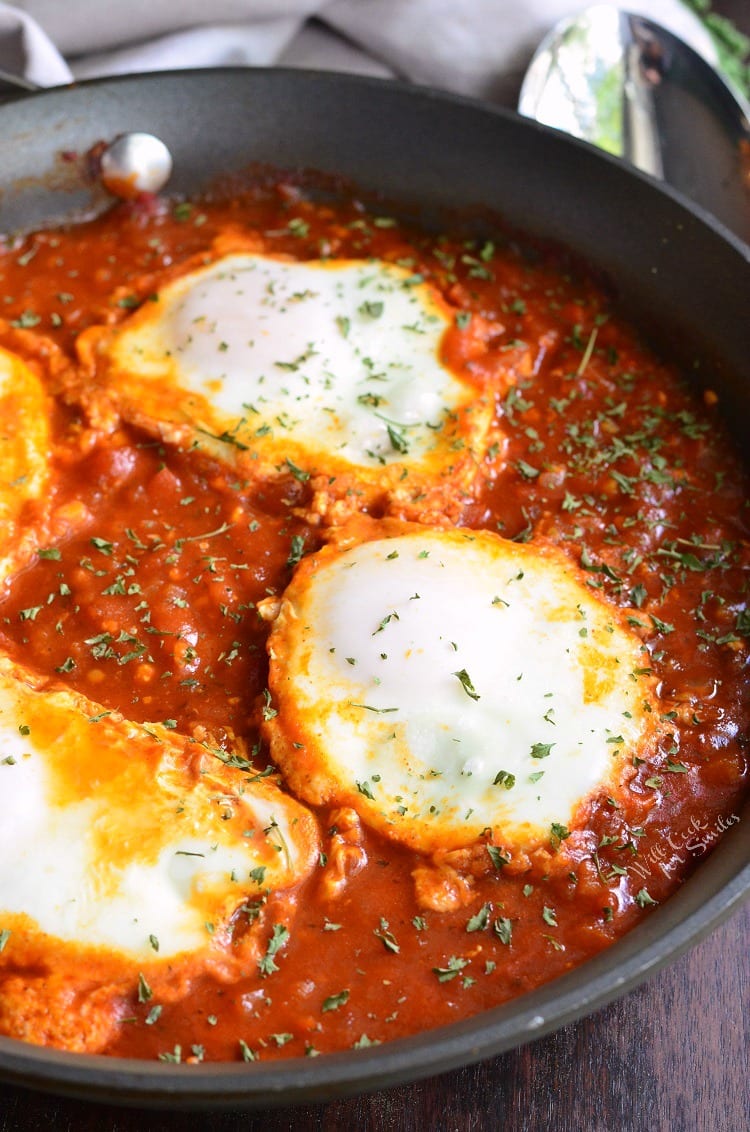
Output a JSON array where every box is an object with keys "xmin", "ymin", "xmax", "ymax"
[{"xmin": 0, "ymin": 180, "xmax": 747, "ymax": 1063}]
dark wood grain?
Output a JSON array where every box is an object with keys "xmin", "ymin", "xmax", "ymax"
[{"xmin": 1, "ymin": 2, "xmax": 748, "ymax": 1129}]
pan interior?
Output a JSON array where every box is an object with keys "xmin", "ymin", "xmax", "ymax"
[{"xmin": 0, "ymin": 68, "xmax": 747, "ymax": 1108}]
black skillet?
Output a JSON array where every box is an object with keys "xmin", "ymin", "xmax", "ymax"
[{"xmin": 0, "ymin": 68, "xmax": 748, "ymax": 1110}]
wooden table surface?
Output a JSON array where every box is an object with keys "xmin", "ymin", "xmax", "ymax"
[{"xmin": 1, "ymin": 2, "xmax": 748, "ymax": 1129}]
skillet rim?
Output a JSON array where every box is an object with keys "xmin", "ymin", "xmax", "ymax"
[{"xmin": 0, "ymin": 65, "xmax": 747, "ymax": 1109}]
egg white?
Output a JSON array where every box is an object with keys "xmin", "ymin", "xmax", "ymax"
[
  {"xmin": 265, "ymin": 527, "xmax": 658, "ymax": 854},
  {"xmin": 0, "ymin": 661, "xmax": 319, "ymax": 962},
  {"xmin": 76, "ymin": 253, "xmax": 492, "ymax": 508}
]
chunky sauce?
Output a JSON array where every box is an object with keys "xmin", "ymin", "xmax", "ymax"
[{"xmin": 0, "ymin": 181, "xmax": 747, "ymax": 1063}]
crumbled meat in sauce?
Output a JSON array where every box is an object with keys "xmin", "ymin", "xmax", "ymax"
[{"xmin": 0, "ymin": 182, "xmax": 746, "ymax": 1062}]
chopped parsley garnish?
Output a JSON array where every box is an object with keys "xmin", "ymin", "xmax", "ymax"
[
  {"xmin": 493, "ymin": 917, "xmax": 513, "ymax": 945},
  {"xmin": 287, "ymin": 217, "xmax": 310, "ymax": 237},
  {"xmin": 11, "ymin": 310, "xmax": 40, "ymax": 328},
  {"xmin": 322, "ymin": 988, "xmax": 350, "ymax": 1012},
  {"xmin": 158, "ymin": 1045, "xmax": 182, "ymax": 1063},
  {"xmin": 466, "ymin": 904, "xmax": 492, "ymax": 933},
  {"xmin": 287, "ymin": 534, "xmax": 305, "ymax": 568},
  {"xmin": 515, "ymin": 459, "xmax": 540, "ymax": 480},
  {"xmin": 486, "ymin": 845, "xmax": 510, "ymax": 870},
  {"xmin": 350, "ymin": 702, "xmax": 398, "ymax": 714},
  {"xmin": 374, "ymin": 919, "xmax": 400, "ymax": 953},
  {"xmin": 137, "ymin": 973, "xmax": 153, "ymax": 1003},
  {"xmin": 284, "ymin": 458, "xmax": 310, "ymax": 482},
  {"xmin": 258, "ymin": 923, "xmax": 290, "ymax": 977},
  {"xmin": 90, "ymin": 537, "xmax": 114, "ymax": 555},
  {"xmin": 433, "ymin": 956, "xmax": 469, "ymax": 983},
  {"xmin": 550, "ymin": 822, "xmax": 571, "ymax": 848},
  {"xmin": 452, "ymin": 668, "xmax": 480, "ymax": 701},
  {"xmin": 359, "ymin": 300, "xmax": 384, "ymax": 319},
  {"xmin": 386, "ymin": 422, "xmax": 409, "ymax": 455},
  {"xmin": 261, "ymin": 688, "xmax": 278, "ymax": 721}
]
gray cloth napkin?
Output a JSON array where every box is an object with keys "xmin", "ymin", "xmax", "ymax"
[{"xmin": 0, "ymin": 0, "xmax": 717, "ymax": 106}]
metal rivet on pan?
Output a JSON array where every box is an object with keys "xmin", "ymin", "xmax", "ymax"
[{"xmin": 100, "ymin": 132, "xmax": 173, "ymax": 198}]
